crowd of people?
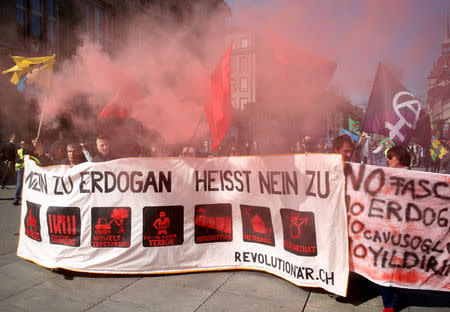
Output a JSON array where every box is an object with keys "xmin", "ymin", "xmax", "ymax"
[
  {"xmin": 0, "ymin": 129, "xmax": 448, "ymax": 312},
  {"xmin": 1, "ymin": 131, "xmax": 449, "ymax": 204}
]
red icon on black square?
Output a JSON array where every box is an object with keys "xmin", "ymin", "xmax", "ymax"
[
  {"xmin": 240, "ymin": 205, "xmax": 275, "ymax": 246},
  {"xmin": 195, "ymin": 204, "xmax": 232, "ymax": 244},
  {"xmin": 24, "ymin": 201, "xmax": 41, "ymax": 242},
  {"xmin": 143, "ymin": 206, "xmax": 184, "ymax": 247},
  {"xmin": 280, "ymin": 209, "xmax": 317, "ymax": 256},
  {"xmin": 47, "ymin": 207, "xmax": 81, "ymax": 247},
  {"xmin": 91, "ymin": 207, "xmax": 131, "ymax": 248}
]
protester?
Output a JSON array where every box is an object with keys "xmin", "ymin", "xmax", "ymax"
[
  {"xmin": 441, "ymin": 144, "xmax": 450, "ymax": 174},
  {"xmin": 229, "ymin": 144, "xmax": 241, "ymax": 156},
  {"xmin": 93, "ymin": 136, "xmax": 114, "ymax": 162},
  {"xmin": 13, "ymin": 140, "xmax": 33, "ymax": 206},
  {"xmin": 49, "ymin": 140, "xmax": 67, "ymax": 165},
  {"xmin": 372, "ymin": 141, "xmax": 387, "ymax": 167},
  {"xmin": 332, "ymin": 135, "xmax": 355, "ymax": 162},
  {"xmin": 198, "ymin": 140, "xmax": 213, "ymax": 157},
  {"xmin": 0, "ymin": 133, "xmax": 17, "ymax": 188},
  {"xmin": 250, "ymin": 141, "xmax": 261, "ymax": 155},
  {"xmin": 180, "ymin": 146, "xmax": 196, "ymax": 157},
  {"xmin": 356, "ymin": 132, "xmax": 372, "ymax": 164},
  {"xmin": 315, "ymin": 140, "xmax": 329, "ymax": 153},
  {"xmin": 32, "ymin": 138, "xmax": 52, "ymax": 166},
  {"xmin": 432, "ymin": 156, "xmax": 441, "ymax": 173},
  {"xmin": 64, "ymin": 143, "xmax": 87, "ymax": 167},
  {"xmin": 419, "ymin": 146, "xmax": 425, "ymax": 167},
  {"xmin": 81, "ymin": 142, "xmax": 94, "ymax": 162},
  {"xmin": 381, "ymin": 145, "xmax": 412, "ymax": 312},
  {"xmin": 293, "ymin": 139, "xmax": 303, "ymax": 153},
  {"xmin": 386, "ymin": 146, "xmax": 411, "ymax": 169},
  {"xmin": 302, "ymin": 136, "xmax": 315, "ymax": 152},
  {"xmin": 423, "ymin": 150, "xmax": 433, "ymax": 172}
]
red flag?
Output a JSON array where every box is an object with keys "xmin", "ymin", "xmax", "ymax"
[
  {"xmin": 98, "ymin": 80, "xmax": 142, "ymax": 119},
  {"xmin": 265, "ymin": 23, "xmax": 336, "ymax": 90},
  {"xmin": 204, "ymin": 43, "xmax": 233, "ymax": 152}
]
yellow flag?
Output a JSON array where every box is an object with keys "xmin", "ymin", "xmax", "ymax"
[
  {"xmin": 431, "ymin": 139, "xmax": 440, "ymax": 149},
  {"xmin": 430, "ymin": 138, "xmax": 447, "ymax": 160},
  {"xmin": 2, "ymin": 54, "xmax": 55, "ymax": 88},
  {"xmin": 439, "ymin": 146, "xmax": 446, "ymax": 159}
]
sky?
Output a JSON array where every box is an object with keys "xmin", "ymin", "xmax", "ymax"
[{"xmin": 226, "ymin": 0, "xmax": 449, "ymax": 107}]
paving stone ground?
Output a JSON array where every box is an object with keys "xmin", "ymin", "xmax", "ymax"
[{"xmin": 0, "ymin": 187, "xmax": 448, "ymax": 312}]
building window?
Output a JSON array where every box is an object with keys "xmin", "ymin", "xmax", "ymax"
[
  {"xmin": 240, "ymin": 78, "xmax": 248, "ymax": 91},
  {"xmin": 231, "ymin": 78, "xmax": 235, "ymax": 92},
  {"xmin": 16, "ymin": 0, "xmax": 25, "ymax": 28},
  {"xmin": 138, "ymin": 0, "xmax": 148, "ymax": 7},
  {"xmin": 232, "ymin": 98, "xmax": 237, "ymax": 110},
  {"xmin": 105, "ymin": 13, "xmax": 110, "ymax": 40},
  {"xmin": 231, "ymin": 57, "xmax": 237, "ymax": 73},
  {"xmin": 30, "ymin": 0, "xmax": 43, "ymax": 52},
  {"xmin": 239, "ymin": 56, "xmax": 248, "ymax": 72},
  {"xmin": 240, "ymin": 98, "xmax": 248, "ymax": 110},
  {"xmin": 104, "ymin": 13, "xmax": 114, "ymax": 49},
  {"xmin": 86, "ymin": 4, "xmax": 91, "ymax": 35},
  {"xmin": 241, "ymin": 38, "xmax": 248, "ymax": 48},
  {"xmin": 48, "ymin": 0, "xmax": 58, "ymax": 51},
  {"xmin": 31, "ymin": 0, "xmax": 42, "ymax": 36},
  {"xmin": 95, "ymin": 7, "xmax": 101, "ymax": 43}
]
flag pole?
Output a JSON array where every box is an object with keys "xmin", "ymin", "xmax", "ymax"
[{"xmin": 36, "ymin": 111, "xmax": 44, "ymax": 139}]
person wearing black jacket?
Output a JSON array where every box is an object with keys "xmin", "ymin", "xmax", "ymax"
[
  {"xmin": 92, "ymin": 136, "xmax": 114, "ymax": 162},
  {"xmin": 0, "ymin": 133, "xmax": 17, "ymax": 188}
]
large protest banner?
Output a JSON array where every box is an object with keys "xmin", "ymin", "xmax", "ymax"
[
  {"xmin": 345, "ymin": 163, "xmax": 450, "ymax": 292},
  {"xmin": 17, "ymin": 154, "xmax": 349, "ymax": 296}
]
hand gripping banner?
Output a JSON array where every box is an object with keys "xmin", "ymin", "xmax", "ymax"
[
  {"xmin": 345, "ymin": 163, "xmax": 450, "ymax": 292},
  {"xmin": 17, "ymin": 154, "xmax": 349, "ymax": 296}
]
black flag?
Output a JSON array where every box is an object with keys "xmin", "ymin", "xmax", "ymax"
[{"xmin": 362, "ymin": 62, "xmax": 431, "ymax": 147}]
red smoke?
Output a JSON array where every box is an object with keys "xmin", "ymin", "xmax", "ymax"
[{"xmin": 33, "ymin": 0, "xmax": 444, "ymax": 146}]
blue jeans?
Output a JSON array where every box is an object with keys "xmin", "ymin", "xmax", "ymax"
[
  {"xmin": 14, "ymin": 168, "xmax": 24, "ymax": 201},
  {"xmin": 380, "ymin": 286, "xmax": 396, "ymax": 308}
]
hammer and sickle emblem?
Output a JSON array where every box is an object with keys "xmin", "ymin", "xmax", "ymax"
[{"xmin": 384, "ymin": 91, "xmax": 421, "ymax": 142}]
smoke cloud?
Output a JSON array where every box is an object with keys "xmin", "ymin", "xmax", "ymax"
[
  {"xmin": 39, "ymin": 3, "xmax": 229, "ymax": 148},
  {"xmin": 28, "ymin": 0, "xmax": 446, "ymax": 153}
]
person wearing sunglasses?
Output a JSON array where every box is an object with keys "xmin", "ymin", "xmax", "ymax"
[
  {"xmin": 381, "ymin": 145, "xmax": 411, "ymax": 312},
  {"xmin": 386, "ymin": 146, "xmax": 411, "ymax": 169}
]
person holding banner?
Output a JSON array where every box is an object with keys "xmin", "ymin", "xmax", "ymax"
[
  {"xmin": 31, "ymin": 138, "xmax": 52, "ymax": 167},
  {"xmin": 49, "ymin": 140, "xmax": 67, "ymax": 165},
  {"xmin": 64, "ymin": 143, "xmax": 87, "ymax": 167},
  {"xmin": 381, "ymin": 145, "xmax": 412, "ymax": 312},
  {"xmin": 332, "ymin": 135, "xmax": 355, "ymax": 162},
  {"xmin": 386, "ymin": 146, "xmax": 411, "ymax": 170},
  {"xmin": 93, "ymin": 136, "xmax": 114, "ymax": 162}
]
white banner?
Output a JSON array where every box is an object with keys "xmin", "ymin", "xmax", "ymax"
[
  {"xmin": 346, "ymin": 163, "xmax": 450, "ymax": 292},
  {"xmin": 17, "ymin": 154, "xmax": 349, "ymax": 296}
]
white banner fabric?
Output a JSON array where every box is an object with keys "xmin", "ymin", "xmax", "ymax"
[
  {"xmin": 17, "ymin": 154, "xmax": 349, "ymax": 296},
  {"xmin": 346, "ymin": 163, "xmax": 450, "ymax": 292}
]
